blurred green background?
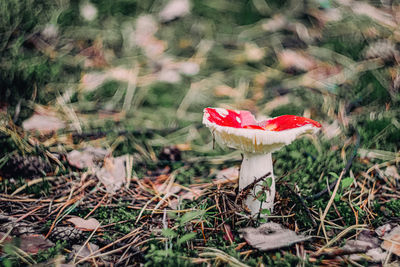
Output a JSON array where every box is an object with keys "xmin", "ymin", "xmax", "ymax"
[{"xmin": 1, "ymin": 0, "xmax": 400, "ymax": 265}]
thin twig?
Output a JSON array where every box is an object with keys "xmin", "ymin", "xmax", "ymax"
[{"xmin": 307, "ymin": 131, "xmax": 360, "ymax": 200}]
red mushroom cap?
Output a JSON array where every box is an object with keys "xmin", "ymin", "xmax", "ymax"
[
  {"xmin": 203, "ymin": 107, "xmax": 321, "ymax": 153},
  {"xmin": 204, "ymin": 108, "xmax": 321, "ymax": 131}
]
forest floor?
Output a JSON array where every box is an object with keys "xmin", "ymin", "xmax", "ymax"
[{"xmin": 1, "ymin": 0, "xmax": 400, "ymax": 266}]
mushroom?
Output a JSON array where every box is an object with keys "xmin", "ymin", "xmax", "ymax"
[{"xmin": 203, "ymin": 107, "xmax": 321, "ymax": 217}]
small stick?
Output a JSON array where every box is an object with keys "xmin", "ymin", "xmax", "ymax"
[
  {"xmin": 235, "ymin": 172, "xmax": 271, "ymax": 204},
  {"xmin": 307, "ymin": 131, "xmax": 360, "ymax": 200},
  {"xmin": 315, "ymin": 224, "xmax": 368, "ymax": 255},
  {"xmin": 84, "ymin": 193, "xmax": 107, "ymax": 219},
  {"xmin": 283, "ymin": 183, "xmax": 317, "ymax": 227}
]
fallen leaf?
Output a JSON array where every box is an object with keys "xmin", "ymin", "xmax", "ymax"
[
  {"xmin": 79, "ymin": 40, "xmax": 108, "ymax": 68},
  {"xmin": 385, "ymin": 166, "xmax": 400, "ymax": 180},
  {"xmin": 213, "ymin": 167, "xmax": 239, "ymax": 184},
  {"xmin": 159, "ymin": 0, "xmax": 190, "ymax": 22},
  {"xmin": 67, "ymin": 146, "xmax": 109, "ymax": 169},
  {"xmin": 135, "ymin": 15, "xmax": 158, "ymax": 40},
  {"xmin": 261, "ymin": 14, "xmax": 286, "ymax": 32},
  {"xmin": 376, "ymin": 224, "xmax": 392, "ymax": 237},
  {"xmin": 180, "ymin": 187, "xmax": 203, "ymax": 201},
  {"xmin": 134, "ymin": 15, "xmax": 166, "ymax": 58},
  {"xmin": 107, "ymin": 67, "xmax": 137, "ymax": 84},
  {"xmin": 158, "ymin": 69, "xmax": 181, "ymax": 83},
  {"xmin": 213, "ymin": 85, "xmax": 241, "ymax": 98},
  {"xmin": 19, "ymin": 234, "xmax": 54, "ymax": 254},
  {"xmin": 81, "ymin": 72, "xmax": 108, "ymax": 92},
  {"xmin": 244, "ymin": 43, "xmax": 265, "ymax": 62},
  {"xmin": 155, "ymin": 183, "xmax": 181, "ymax": 195},
  {"xmin": 366, "ymin": 248, "xmax": 388, "ymax": 262},
  {"xmin": 381, "ymin": 226, "xmax": 400, "ymax": 256},
  {"xmin": 343, "ymin": 239, "xmax": 375, "ymax": 252},
  {"xmin": 223, "ymin": 224, "xmax": 234, "ymax": 243},
  {"xmin": 321, "ymin": 121, "xmax": 342, "ymax": 140},
  {"xmin": 71, "ymin": 242, "xmax": 99, "ymax": 259},
  {"xmin": 22, "ymin": 113, "xmax": 65, "ymax": 134},
  {"xmin": 358, "ymin": 230, "xmax": 381, "ymax": 248},
  {"xmin": 278, "ymin": 49, "xmax": 316, "ymax": 71},
  {"xmin": 168, "ymin": 187, "xmax": 203, "ymax": 209},
  {"xmin": 381, "ymin": 225, "xmax": 400, "ymax": 256},
  {"xmin": 240, "ymin": 222, "xmax": 311, "ymax": 251},
  {"xmin": 364, "ymin": 40, "xmax": 399, "ymax": 62},
  {"xmin": 95, "ymin": 155, "xmax": 127, "ymax": 193},
  {"xmin": 303, "ymin": 64, "xmax": 342, "ymax": 84},
  {"xmin": 351, "ymin": 2, "xmax": 396, "ymax": 28},
  {"xmin": 178, "ymin": 61, "xmax": 200, "ymax": 76},
  {"xmin": 80, "ymin": 1, "xmax": 97, "ymax": 21},
  {"xmin": 67, "ymin": 217, "xmax": 100, "ymax": 231}
]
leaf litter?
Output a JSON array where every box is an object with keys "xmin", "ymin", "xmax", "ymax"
[
  {"xmin": 240, "ymin": 222, "xmax": 311, "ymax": 251},
  {"xmin": 66, "ymin": 217, "xmax": 100, "ymax": 231},
  {"xmin": 2, "ymin": 0, "xmax": 400, "ymax": 266}
]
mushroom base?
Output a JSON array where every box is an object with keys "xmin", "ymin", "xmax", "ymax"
[{"xmin": 239, "ymin": 153, "xmax": 275, "ymax": 217}]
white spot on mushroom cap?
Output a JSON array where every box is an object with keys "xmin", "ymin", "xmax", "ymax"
[
  {"xmin": 236, "ymin": 117, "xmax": 241, "ymax": 123},
  {"xmin": 215, "ymin": 108, "xmax": 229, "ymax": 117}
]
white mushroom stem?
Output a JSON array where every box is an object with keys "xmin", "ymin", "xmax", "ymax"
[{"xmin": 239, "ymin": 153, "xmax": 275, "ymax": 217}]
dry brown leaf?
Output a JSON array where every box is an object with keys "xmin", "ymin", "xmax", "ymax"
[
  {"xmin": 385, "ymin": 166, "xmax": 400, "ymax": 180},
  {"xmin": 278, "ymin": 49, "xmax": 316, "ymax": 71},
  {"xmin": 214, "ymin": 85, "xmax": 241, "ymax": 98},
  {"xmin": 339, "ymin": 236, "xmax": 383, "ymax": 262},
  {"xmin": 181, "ymin": 187, "xmax": 203, "ymax": 201},
  {"xmin": 309, "ymin": 8, "xmax": 342, "ymax": 25},
  {"xmin": 168, "ymin": 187, "xmax": 203, "ymax": 209},
  {"xmin": 178, "ymin": 61, "xmax": 199, "ymax": 76},
  {"xmin": 19, "ymin": 234, "xmax": 54, "ymax": 254},
  {"xmin": 376, "ymin": 224, "xmax": 392, "ymax": 237},
  {"xmin": 96, "ymin": 155, "xmax": 127, "ymax": 193},
  {"xmin": 155, "ymin": 183, "xmax": 181, "ymax": 195},
  {"xmin": 381, "ymin": 225, "xmax": 400, "ymax": 256},
  {"xmin": 67, "ymin": 217, "xmax": 100, "ymax": 231},
  {"xmin": 352, "ymin": 2, "xmax": 396, "ymax": 28},
  {"xmin": 261, "ymin": 15, "xmax": 286, "ymax": 32},
  {"xmin": 79, "ymin": 40, "xmax": 108, "ymax": 68},
  {"xmin": 67, "ymin": 146, "xmax": 109, "ymax": 169},
  {"xmin": 365, "ymin": 248, "xmax": 388, "ymax": 262},
  {"xmin": 71, "ymin": 242, "xmax": 99, "ymax": 259},
  {"xmin": 240, "ymin": 222, "xmax": 310, "ymax": 251},
  {"xmin": 213, "ymin": 167, "xmax": 239, "ymax": 184},
  {"xmin": 80, "ymin": 72, "xmax": 108, "ymax": 92},
  {"xmin": 80, "ymin": 2, "xmax": 97, "ymax": 21},
  {"xmin": 321, "ymin": 121, "xmax": 342, "ymax": 140},
  {"xmin": 22, "ymin": 113, "xmax": 65, "ymax": 134},
  {"xmin": 158, "ymin": 69, "xmax": 181, "ymax": 83},
  {"xmin": 304, "ymin": 64, "xmax": 342, "ymax": 82},
  {"xmin": 244, "ymin": 43, "xmax": 265, "ymax": 62},
  {"xmin": 134, "ymin": 15, "xmax": 166, "ymax": 58},
  {"xmin": 159, "ymin": 0, "xmax": 190, "ymax": 22}
]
